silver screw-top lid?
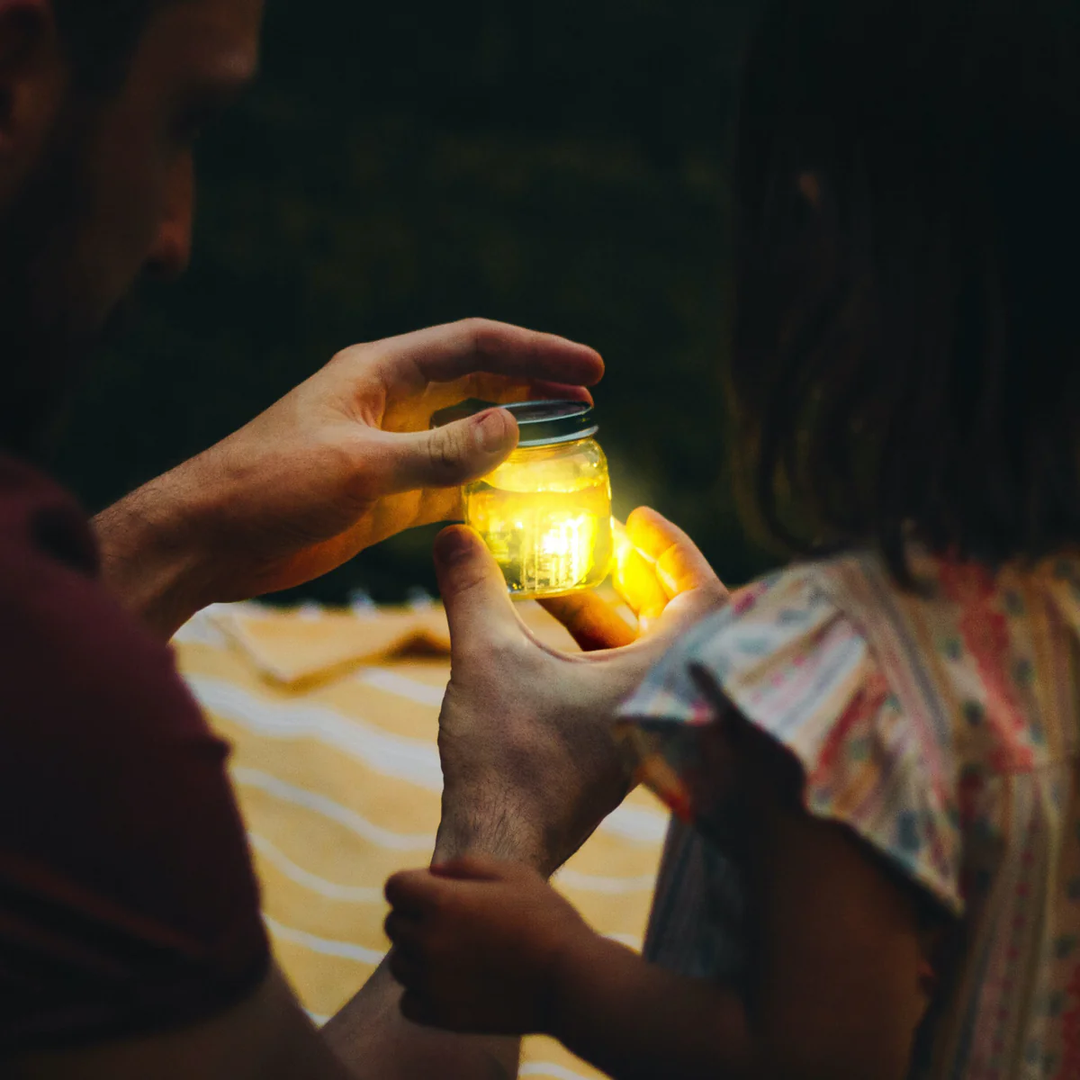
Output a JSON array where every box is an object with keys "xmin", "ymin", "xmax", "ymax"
[{"xmin": 430, "ymin": 399, "xmax": 598, "ymax": 447}]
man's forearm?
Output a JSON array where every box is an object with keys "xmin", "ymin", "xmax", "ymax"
[
  {"xmin": 322, "ymin": 810, "xmax": 533, "ymax": 1080},
  {"xmin": 323, "ymin": 961, "xmax": 519, "ymax": 1080},
  {"xmin": 93, "ymin": 468, "xmax": 217, "ymax": 640}
]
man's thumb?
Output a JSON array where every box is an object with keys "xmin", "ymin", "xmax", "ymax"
[
  {"xmin": 389, "ymin": 408, "xmax": 518, "ymax": 492},
  {"xmin": 433, "ymin": 526, "xmax": 520, "ymax": 652}
]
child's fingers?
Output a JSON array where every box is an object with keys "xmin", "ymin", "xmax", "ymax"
[
  {"xmin": 613, "ymin": 521, "xmax": 669, "ymax": 621},
  {"xmin": 625, "ymin": 506, "xmax": 691, "ymax": 561},
  {"xmin": 400, "ymin": 990, "xmax": 438, "ymax": 1028},
  {"xmin": 626, "ymin": 506, "xmax": 725, "ymax": 600},
  {"xmin": 538, "ymin": 589, "xmax": 638, "ymax": 651},
  {"xmin": 385, "ymin": 868, "xmax": 441, "ymax": 915},
  {"xmin": 429, "ymin": 853, "xmax": 513, "ymax": 881},
  {"xmin": 384, "ymin": 911, "xmax": 421, "ymax": 949},
  {"xmin": 432, "ymin": 856, "xmax": 550, "ymax": 894},
  {"xmin": 387, "ymin": 945, "xmax": 424, "ymax": 992}
]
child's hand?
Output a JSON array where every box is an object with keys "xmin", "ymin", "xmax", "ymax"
[{"xmin": 384, "ymin": 855, "xmax": 596, "ymax": 1036}]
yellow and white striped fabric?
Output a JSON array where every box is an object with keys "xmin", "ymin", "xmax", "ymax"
[{"xmin": 173, "ymin": 599, "xmax": 668, "ymax": 1080}]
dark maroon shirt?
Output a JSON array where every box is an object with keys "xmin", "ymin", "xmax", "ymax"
[{"xmin": 0, "ymin": 455, "xmax": 269, "ymax": 1053}]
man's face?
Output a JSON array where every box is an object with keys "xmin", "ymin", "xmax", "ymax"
[{"xmin": 0, "ymin": 0, "xmax": 262, "ymax": 454}]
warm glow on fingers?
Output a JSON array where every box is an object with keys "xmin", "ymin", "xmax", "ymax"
[
  {"xmin": 613, "ymin": 521, "xmax": 668, "ymax": 620},
  {"xmin": 625, "ymin": 506, "xmax": 717, "ymax": 598}
]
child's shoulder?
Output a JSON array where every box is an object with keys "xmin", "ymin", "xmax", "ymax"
[
  {"xmin": 688, "ymin": 544, "xmax": 1080, "ymax": 652},
  {"xmin": 626, "ymin": 546, "xmax": 1080, "ymax": 772},
  {"xmin": 629, "ymin": 548, "xmax": 887, "ymax": 687},
  {"xmin": 621, "ymin": 548, "xmax": 1080, "ymax": 916},
  {"xmin": 619, "ymin": 550, "xmax": 877, "ymax": 737}
]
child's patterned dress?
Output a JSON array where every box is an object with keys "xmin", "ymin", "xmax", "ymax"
[{"xmin": 618, "ymin": 549, "xmax": 1080, "ymax": 1080}]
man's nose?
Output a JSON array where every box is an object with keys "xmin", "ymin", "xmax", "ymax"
[{"xmin": 146, "ymin": 157, "xmax": 195, "ymax": 281}]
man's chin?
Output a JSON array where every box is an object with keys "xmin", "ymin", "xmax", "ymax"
[{"xmin": 0, "ymin": 93, "xmax": 148, "ymax": 464}]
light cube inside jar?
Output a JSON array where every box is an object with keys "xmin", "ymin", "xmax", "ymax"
[{"xmin": 433, "ymin": 399, "xmax": 613, "ymax": 599}]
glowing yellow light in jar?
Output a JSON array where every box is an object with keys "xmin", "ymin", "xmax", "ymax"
[{"xmin": 433, "ymin": 399, "xmax": 614, "ymax": 599}]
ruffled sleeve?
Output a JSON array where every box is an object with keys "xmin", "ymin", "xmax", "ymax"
[{"xmin": 616, "ymin": 563, "xmax": 965, "ymax": 915}]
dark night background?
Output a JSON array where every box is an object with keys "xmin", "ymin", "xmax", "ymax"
[{"xmin": 50, "ymin": 0, "xmax": 773, "ymax": 604}]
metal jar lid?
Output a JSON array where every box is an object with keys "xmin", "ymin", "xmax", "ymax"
[{"xmin": 430, "ymin": 399, "xmax": 598, "ymax": 448}]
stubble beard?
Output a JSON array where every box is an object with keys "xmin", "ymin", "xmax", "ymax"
[{"xmin": 0, "ymin": 97, "xmax": 133, "ymax": 463}]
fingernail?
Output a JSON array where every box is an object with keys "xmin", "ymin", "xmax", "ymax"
[
  {"xmin": 434, "ymin": 526, "xmax": 473, "ymax": 565},
  {"xmin": 473, "ymin": 408, "xmax": 511, "ymax": 453}
]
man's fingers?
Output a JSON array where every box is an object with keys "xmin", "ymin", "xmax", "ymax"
[
  {"xmin": 539, "ymin": 591, "xmax": 638, "ymax": 651},
  {"xmin": 398, "ymin": 376, "xmax": 592, "ymax": 431},
  {"xmin": 518, "ymin": 380, "xmax": 594, "ymax": 405},
  {"xmin": 460, "ymin": 375, "xmax": 593, "ymax": 408},
  {"xmin": 433, "ymin": 526, "xmax": 523, "ymax": 657},
  {"xmin": 376, "ymin": 408, "xmax": 519, "ymax": 493},
  {"xmin": 625, "ymin": 507, "xmax": 726, "ymax": 600},
  {"xmin": 375, "ymin": 319, "xmax": 604, "ymax": 394}
]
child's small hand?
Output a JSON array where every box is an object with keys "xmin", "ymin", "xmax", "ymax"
[{"xmin": 384, "ymin": 855, "xmax": 595, "ymax": 1036}]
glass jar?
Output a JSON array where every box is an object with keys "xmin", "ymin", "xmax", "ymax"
[{"xmin": 431, "ymin": 399, "xmax": 614, "ymax": 599}]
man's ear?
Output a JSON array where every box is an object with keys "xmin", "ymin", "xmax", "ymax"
[{"xmin": 0, "ymin": 0, "xmax": 66, "ymax": 187}]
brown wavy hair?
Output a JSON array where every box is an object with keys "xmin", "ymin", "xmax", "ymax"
[{"xmin": 728, "ymin": 0, "xmax": 1080, "ymax": 579}]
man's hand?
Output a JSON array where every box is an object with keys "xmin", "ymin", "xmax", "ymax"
[
  {"xmin": 93, "ymin": 319, "xmax": 603, "ymax": 637},
  {"xmin": 432, "ymin": 507, "xmax": 728, "ymax": 876},
  {"xmin": 385, "ymin": 856, "xmax": 593, "ymax": 1036}
]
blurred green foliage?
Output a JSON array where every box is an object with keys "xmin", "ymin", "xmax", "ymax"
[{"xmin": 51, "ymin": 0, "xmax": 775, "ymax": 603}]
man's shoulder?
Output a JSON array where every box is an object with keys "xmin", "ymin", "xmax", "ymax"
[
  {"xmin": 0, "ymin": 452, "xmax": 97, "ymax": 575},
  {"xmin": 0, "ymin": 462, "xmax": 270, "ymax": 1057},
  {"xmin": 0, "ymin": 453, "xmax": 207, "ymax": 743}
]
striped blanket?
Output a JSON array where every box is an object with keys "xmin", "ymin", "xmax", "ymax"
[{"xmin": 174, "ymin": 599, "xmax": 668, "ymax": 1080}]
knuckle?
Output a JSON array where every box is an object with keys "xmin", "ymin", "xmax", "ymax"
[
  {"xmin": 384, "ymin": 875, "xmax": 403, "ymax": 905},
  {"xmin": 328, "ymin": 342, "xmax": 370, "ymax": 373},
  {"xmin": 384, "ymin": 870, "xmax": 413, "ymax": 905},
  {"xmin": 457, "ymin": 316, "xmax": 489, "ymax": 337},
  {"xmin": 459, "ymin": 317, "xmax": 500, "ymax": 357},
  {"xmin": 427, "ymin": 425, "xmax": 466, "ymax": 480}
]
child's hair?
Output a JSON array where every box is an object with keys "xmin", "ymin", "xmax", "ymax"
[{"xmin": 727, "ymin": 0, "xmax": 1080, "ymax": 578}]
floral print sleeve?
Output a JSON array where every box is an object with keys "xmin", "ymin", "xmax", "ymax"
[{"xmin": 618, "ymin": 550, "xmax": 1080, "ymax": 1079}]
